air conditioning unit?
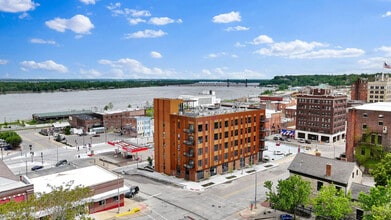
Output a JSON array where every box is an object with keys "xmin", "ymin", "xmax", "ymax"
[{"xmin": 383, "ymin": 126, "xmax": 388, "ymax": 134}]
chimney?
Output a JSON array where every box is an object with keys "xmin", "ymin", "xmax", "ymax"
[{"xmin": 326, "ymin": 163, "xmax": 332, "ymax": 176}]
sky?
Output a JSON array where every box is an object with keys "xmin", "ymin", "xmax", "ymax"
[{"xmin": 1, "ymin": 0, "xmax": 391, "ymax": 80}]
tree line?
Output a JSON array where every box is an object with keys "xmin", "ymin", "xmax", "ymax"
[
  {"xmin": 0, "ymin": 79, "xmax": 197, "ymax": 94},
  {"xmin": 0, "ymin": 73, "xmax": 382, "ymax": 94}
]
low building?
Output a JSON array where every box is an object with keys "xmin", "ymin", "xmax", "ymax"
[
  {"xmin": 0, "ymin": 160, "xmax": 34, "ymax": 204},
  {"xmin": 345, "ymin": 102, "xmax": 391, "ymax": 162},
  {"xmin": 288, "ymin": 153, "xmax": 362, "ymax": 195},
  {"xmin": 29, "ymin": 165, "xmax": 128, "ymax": 215}
]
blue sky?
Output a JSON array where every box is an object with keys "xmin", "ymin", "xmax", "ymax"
[{"xmin": 1, "ymin": 0, "xmax": 391, "ymax": 80}]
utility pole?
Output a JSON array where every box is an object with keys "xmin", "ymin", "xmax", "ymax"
[{"xmin": 254, "ymin": 171, "xmax": 257, "ymax": 209}]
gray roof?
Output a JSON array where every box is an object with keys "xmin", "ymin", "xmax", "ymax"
[
  {"xmin": 288, "ymin": 153, "xmax": 357, "ymax": 186},
  {"xmin": 350, "ymin": 182, "xmax": 371, "ymax": 201},
  {"xmin": 349, "ymin": 102, "xmax": 391, "ymax": 112}
]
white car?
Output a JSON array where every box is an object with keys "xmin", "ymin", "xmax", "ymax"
[{"xmin": 298, "ymin": 138, "xmax": 305, "ymax": 143}]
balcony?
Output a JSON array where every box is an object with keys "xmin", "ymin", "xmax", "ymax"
[
  {"xmin": 183, "ymin": 128, "xmax": 194, "ymax": 134},
  {"xmin": 183, "ymin": 140, "xmax": 194, "ymax": 146},
  {"xmin": 184, "ymin": 160, "xmax": 194, "ymax": 169},
  {"xmin": 183, "ymin": 150, "xmax": 194, "ymax": 157}
]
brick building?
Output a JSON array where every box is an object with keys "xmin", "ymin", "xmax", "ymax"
[
  {"xmin": 68, "ymin": 114, "xmax": 102, "ymax": 133},
  {"xmin": 153, "ymin": 98, "xmax": 266, "ymax": 181},
  {"xmin": 345, "ymin": 102, "xmax": 391, "ymax": 162},
  {"xmin": 296, "ymin": 87, "xmax": 347, "ymax": 143},
  {"xmin": 94, "ymin": 109, "xmax": 145, "ymax": 132},
  {"xmin": 351, "ymin": 78, "xmax": 368, "ymax": 102},
  {"xmin": 0, "ymin": 160, "xmax": 34, "ymax": 205},
  {"xmin": 367, "ymin": 74, "xmax": 391, "ymax": 103}
]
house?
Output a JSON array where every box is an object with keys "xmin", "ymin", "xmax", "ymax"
[{"xmin": 288, "ymin": 153, "xmax": 362, "ymax": 195}]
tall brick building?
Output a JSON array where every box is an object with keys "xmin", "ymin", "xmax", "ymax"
[
  {"xmin": 153, "ymin": 98, "xmax": 266, "ymax": 181},
  {"xmin": 351, "ymin": 78, "xmax": 368, "ymax": 101},
  {"xmin": 296, "ymin": 87, "xmax": 347, "ymax": 143},
  {"xmin": 345, "ymin": 102, "xmax": 391, "ymax": 162}
]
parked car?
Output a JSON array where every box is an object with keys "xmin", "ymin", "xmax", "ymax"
[
  {"xmin": 55, "ymin": 159, "xmax": 68, "ymax": 167},
  {"xmin": 305, "ymin": 140, "xmax": 311, "ymax": 144},
  {"xmin": 124, "ymin": 186, "xmax": 140, "ymax": 198},
  {"xmin": 299, "ymin": 138, "xmax": 305, "ymax": 143},
  {"xmin": 273, "ymin": 136, "xmax": 279, "ymax": 141},
  {"xmin": 279, "ymin": 214, "xmax": 293, "ymax": 220},
  {"xmin": 31, "ymin": 165, "xmax": 44, "ymax": 171}
]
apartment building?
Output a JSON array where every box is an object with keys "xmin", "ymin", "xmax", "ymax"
[
  {"xmin": 153, "ymin": 98, "xmax": 266, "ymax": 182},
  {"xmin": 367, "ymin": 74, "xmax": 391, "ymax": 103},
  {"xmin": 296, "ymin": 87, "xmax": 347, "ymax": 143},
  {"xmin": 345, "ymin": 102, "xmax": 391, "ymax": 162}
]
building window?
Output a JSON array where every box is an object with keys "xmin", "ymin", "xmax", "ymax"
[
  {"xmin": 362, "ymin": 124, "xmax": 367, "ymax": 129},
  {"xmin": 198, "ymin": 124, "xmax": 202, "ymax": 132},
  {"xmin": 361, "ymin": 148, "xmax": 365, "ymax": 155},
  {"xmin": 317, "ymin": 181, "xmax": 323, "ymax": 191},
  {"xmin": 113, "ymin": 195, "xmax": 119, "ymax": 201},
  {"xmin": 99, "ymin": 200, "xmax": 106, "ymax": 206},
  {"xmin": 214, "ymin": 122, "xmax": 219, "ymax": 129},
  {"xmin": 363, "ymin": 113, "xmax": 367, "ymax": 118},
  {"xmin": 379, "ymin": 121, "xmax": 383, "ymax": 126},
  {"xmin": 378, "ymin": 135, "xmax": 382, "ymax": 144},
  {"xmin": 214, "ymin": 144, "xmax": 218, "ymax": 151},
  {"xmin": 198, "ymin": 159, "xmax": 202, "ymax": 167}
]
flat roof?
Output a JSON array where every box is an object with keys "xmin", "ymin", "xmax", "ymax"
[
  {"xmin": 30, "ymin": 165, "xmax": 118, "ymax": 194},
  {"xmin": 350, "ymin": 102, "xmax": 391, "ymax": 112}
]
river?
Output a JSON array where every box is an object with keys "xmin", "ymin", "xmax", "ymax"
[{"xmin": 0, "ymin": 85, "xmax": 264, "ymax": 122}]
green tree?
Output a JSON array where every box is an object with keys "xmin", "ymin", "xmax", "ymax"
[
  {"xmin": 312, "ymin": 184, "xmax": 353, "ymax": 219},
  {"xmin": 147, "ymin": 156, "xmax": 153, "ymax": 166},
  {"xmin": 371, "ymin": 153, "xmax": 391, "ymax": 186},
  {"xmin": 264, "ymin": 175, "xmax": 311, "ymax": 218},
  {"xmin": 0, "ymin": 181, "xmax": 92, "ymax": 220},
  {"xmin": 0, "ymin": 131, "xmax": 22, "ymax": 149},
  {"xmin": 358, "ymin": 181, "xmax": 391, "ymax": 220}
]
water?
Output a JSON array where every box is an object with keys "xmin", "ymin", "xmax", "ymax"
[{"xmin": 0, "ymin": 85, "xmax": 263, "ymax": 121}]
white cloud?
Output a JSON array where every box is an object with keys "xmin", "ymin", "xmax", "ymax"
[
  {"xmin": 150, "ymin": 51, "xmax": 162, "ymax": 58},
  {"xmin": 148, "ymin": 17, "xmax": 182, "ymax": 25},
  {"xmin": 45, "ymin": 14, "xmax": 94, "ymax": 34},
  {"xmin": 79, "ymin": 0, "xmax": 95, "ymax": 5},
  {"xmin": 254, "ymin": 38, "xmax": 364, "ymax": 59},
  {"xmin": 205, "ymin": 52, "xmax": 227, "ymax": 59},
  {"xmin": 20, "ymin": 60, "xmax": 68, "ymax": 73},
  {"xmin": 212, "ymin": 11, "xmax": 241, "ymax": 23},
  {"xmin": 292, "ymin": 48, "xmax": 365, "ymax": 59},
  {"xmin": 107, "ymin": 3, "xmax": 151, "ymax": 17},
  {"xmin": 225, "ymin": 26, "xmax": 249, "ymax": 32},
  {"xmin": 0, "ymin": 59, "xmax": 8, "ymax": 65},
  {"xmin": 99, "ymin": 58, "xmax": 172, "ymax": 78},
  {"xmin": 129, "ymin": 18, "xmax": 146, "ymax": 25},
  {"xmin": 358, "ymin": 57, "xmax": 389, "ymax": 70},
  {"xmin": 382, "ymin": 11, "xmax": 391, "ymax": 17},
  {"xmin": 251, "ymin": 35, "xmax": 273, "ymax": 45},
  {"xmin": 255, "ymin": 39, "xmax": 326, "ymax": 57},
  {"xmin": 0, "ymin": 0, "xmax": 39, "ymax": 13},
  {"xmin": 124, "ymin": 29, "xmax": 167, "ymax": 39},
  {"xmin": 376, "ymin": 46, "xmax": 391, "ymax": 56},
  {"xmin": 80, "ymin": 68, "xmax": 102, "ymax": 78},
  {"xmin": 234, "ymin": 42, "xmax": 246, "ymax": 48},
  {"xmin": 30, "ymin": 38, "xmax": 56, "ymax": 45}
]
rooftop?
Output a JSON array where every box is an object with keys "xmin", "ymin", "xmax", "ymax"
[
  {"xmin": 30, "ymin": 165, "xmax": 119, "ymax": 194},
  {"xmin": 350, "ymin": 102, "xmax": 391, "ymax": 112},
  {"xmin": 288, "ymin": 153, "xmax": 357, "ymax": 185}
]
